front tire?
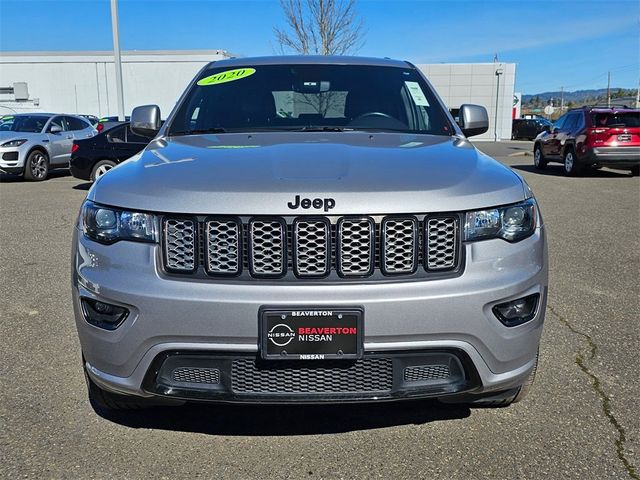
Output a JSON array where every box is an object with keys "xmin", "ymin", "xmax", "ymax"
[
  {"xmin": 533, "ymin": 145, "xmax": 547, "ymax": 170},
  {"xmin": 563, "ymin": 148, "xmax": 582, "ymax": 176},
  {"xmin": 23, "ymin": 150, "xmax": 49, "ymax": 181},
  {"xmin": 90, "ymin": 160, "xmax": 117, "ymax": 182}
]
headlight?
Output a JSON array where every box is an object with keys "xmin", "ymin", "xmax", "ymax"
[
  {"xmin": 82, "ymin": 201, "xmax": 157, "ymax": 244},
  {"xmin": 1, "ymin": 139, "xmax": 27, "ymax": 147},
  {"xmin": 464, "ymin": 198, "xmax": 537, "ymax": 242}
]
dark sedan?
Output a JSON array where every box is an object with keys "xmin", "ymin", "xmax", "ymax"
[
  {"xmin": 512, "ymin": 118, "xmax": 551, "ymax": 140},
  {"xmin": 70, "ymin": 122, "xmax": 150, "ymax": 181}
]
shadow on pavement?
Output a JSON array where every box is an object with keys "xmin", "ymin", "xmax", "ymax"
[
  {"xmin": 0, "ymin": 170, "xmax": 71, "ymax": 182},
  {"xmin": 95, "ymin": 400, "xmax": 471, "ymax": 436},
  {"xmin": 72, "ymin": 182, "xmax": 92, "ymax": 191},
  {"xmin": 511, "ymin": 164, "xmax": 632, "ymax": 178}
]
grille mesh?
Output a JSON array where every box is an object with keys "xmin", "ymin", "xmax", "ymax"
[
  {"xmin": 338, "ymin": 218, "xmax": 374, "ymax": 276},
  {"xmin": 250, "ymin": 220, "xmax": 285, "ymax": 275},
  {"xmin": 206, "ymin": 219, "xmax": 240, "ymax": 274},
  {"xmin": 383, "ymin": 218, "xmax": 417, "ymax": 274},
  {"xmin": 294, "ymin": 220, "xmax": 329, "ymax": 276},
  {"xmin": 172, "ymin": 367, "xmax": 220, "ymax": 384},
  {"xmin": 163, "ymin": 214, "xmax": 459, "ymax": 279},
  {"xmin": 231, "ymin": 358, "xmax": 393, "ymax": 394},
  {"xmin": 404, "ymin": 364, "xmax": 451, "ymax": 382},
  {"xmin": 164, "ymin": 219, "xmax": 196, "ymax": 271},
  {"xmin": 426, "ymin": 218, "xmax": 457, "ymax": 270}
]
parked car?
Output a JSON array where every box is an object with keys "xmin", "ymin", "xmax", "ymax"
[
  {"xmin": 533, "ymin": 105, "xmax": 640, "ymax": 176},
  {"xmin": 0, "ymin": 113, "xmax": 96, "ymax": 180},
  {"xmin": 70, "ymin": 122, "xmax": 151, "ymax": 182},
  {"xmin": 96, "ymin": 115, "xmax": 130, "ymax": 133},
  {"xmin": 72, "ymin": 56, "xmax": 547, "ymax": 412},
  {"xmin": 80, "ymin": 115, "xmax": 100, "ymax": 127},
  {"xmin": 512, "ymin": 118, "xmax": 551, "ymax": 140}
]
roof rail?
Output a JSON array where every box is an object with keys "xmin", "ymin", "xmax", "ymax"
[{"xmin": 577, "ymin": 104, "xmax": 632, "ymax": 109}]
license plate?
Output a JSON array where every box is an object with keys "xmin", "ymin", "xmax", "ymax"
[
  {"xmin": 618, "ymin": 134, "xmax": 632, "ymax": 142},
  {"xmin": 260, "ymin": 307, "xmax": 363, "ymax": 360}
]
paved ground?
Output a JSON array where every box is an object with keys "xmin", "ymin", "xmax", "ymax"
[{"xmin": 1, "ymin": 141, "xmax": 638, "ymax": 479}]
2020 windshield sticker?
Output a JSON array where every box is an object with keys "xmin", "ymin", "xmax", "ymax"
[
  {"xmin": 405, "ymin": 81, "xmax": 430, "ymax": 106},
  {"xmin": 197, "ymin": 68, "xmax": 256, "ymax": 86}
]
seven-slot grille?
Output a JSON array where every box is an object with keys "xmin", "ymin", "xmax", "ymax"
[{"xmin": 162, "ymin": 215, "xmax": 460, "ymax": 279}]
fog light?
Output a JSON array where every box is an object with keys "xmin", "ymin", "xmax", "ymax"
[
  {"xmin": 80, "ymin": 297, "xmax": 129, "ymax": 330},
  {"xmin": 492, "ymin": 293, "xmax": 539, "ymax": 327}
]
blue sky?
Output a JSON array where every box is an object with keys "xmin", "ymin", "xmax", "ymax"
[{"xmin": 0, "ymin": 0, "xmax": 638, "ymax": 94}]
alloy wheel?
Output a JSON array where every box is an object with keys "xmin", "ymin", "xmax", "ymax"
[
  {"xmin": 30, "ymin": 153, "xmax": 47, "ymax": 179},
  {"xmin": 95, "ymin": 164, "xmax": 113, "ymax": 178},
  {"xmin": 564, "ymin": 152, "xmax": 574, "ymax": 173}
]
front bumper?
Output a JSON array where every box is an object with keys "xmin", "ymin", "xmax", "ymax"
[
  {"xmin": 73, "ymin": 224, "xmax": 548, "ymax": 402},
  {"xmin": 0, "ymin": 145, "xmax": 28, "ymax": 173},
  {"xmin": 138, "ymin": 349, "xmax": 479, "ymax": 403}
]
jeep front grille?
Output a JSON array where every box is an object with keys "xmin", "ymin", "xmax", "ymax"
[
  {"xmin": 249, "ymin": 219, "xmax": 286, "ymax": 276},
  {"xmin": 294, "ymin": 219, "xmax": 330, "ymax": 277},
  {"xmin": 426, "ymin": 217, "xmax": 458, "ymax": 271},
  {"xmin": 163, "ymin": 218, "xmax": 196, "ymax": 272},
  {"xmin": 382, "ymin": 217, "xmax": 417, "ymax": 274},
  {"xmin": 338, "ymin": 218, "xmax": 374, "ymax": 276},
  {"xmin": 205, "ymin": 218, "xmax": 241, "ymax": 275},
  {"xmin": 162, "ymin": 214, "xmax": 461, "ymax": 280}
]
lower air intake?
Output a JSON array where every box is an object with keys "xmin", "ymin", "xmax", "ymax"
[
  {"xmin": 231, "ymin": 358, "xmax": 393, "ymax": 394},
  {"xmin": 403, "ymin": 364, "xmax": 451, "ymax": 382},
  {"xmin": 172, "ymin": 367, "xmax": 220, "ymax": 384}
]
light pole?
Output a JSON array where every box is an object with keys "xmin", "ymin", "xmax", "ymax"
[
  {"xmin": 494, "ymin": 67, "xmax": 503, "ymax": 142},
  {"xmin": 110, "ymin": 0, "xmax": 125, "ymax": 121}
]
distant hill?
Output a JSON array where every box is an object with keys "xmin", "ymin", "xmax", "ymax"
[{"xmin": 523, "ymin": 88, "xmax": 636, "ymax": 106}]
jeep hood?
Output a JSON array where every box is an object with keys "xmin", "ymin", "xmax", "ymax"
[{"xmin": 90, "ymin": 132, "xmax": 526, "ymax": 215}]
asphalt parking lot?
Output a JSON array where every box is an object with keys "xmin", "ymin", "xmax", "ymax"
[{"xmin": 1, "ymin": 140, "xmax": 638, "ymax": 479}]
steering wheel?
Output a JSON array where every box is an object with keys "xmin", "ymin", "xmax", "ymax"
[{"xmin": 353, "ymin": 112, "xmax": 393, "ymax": 121}]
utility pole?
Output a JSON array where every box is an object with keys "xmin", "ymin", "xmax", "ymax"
[
  {"xmin": 636, "ymin": 78, "xmax": 639, "ymax": 108},
  {"xmin": 110, "ymin": 0, "xmax": 125, "ymax": 121},
  {"xmin": 560, "ymin": 86, "xmax": 564, "ymax": 113},
  {"xmin": 606, "ymin": 71, "xmax": 611, "ymax": 107},
  {"xmin": 494, "ymin": 67, "xmax": 503, "ymax": 142}
]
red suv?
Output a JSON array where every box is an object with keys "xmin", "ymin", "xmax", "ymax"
[{"xmin": 533, "ymin": 106, "xmax": 640, "ymax": 176}]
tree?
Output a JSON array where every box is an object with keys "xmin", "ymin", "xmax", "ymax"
[{"xmin": 274, "ymin": 0, "xmax": 365, "ymax": 55}]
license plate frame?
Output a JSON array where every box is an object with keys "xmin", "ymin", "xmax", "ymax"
[{"xmin": 259, "ymin": 307, "xmax": 364, "ymax": 361}]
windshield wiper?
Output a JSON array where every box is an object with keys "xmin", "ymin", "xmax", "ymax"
[
  {"xmin": 297, "ymin": 126, "xmax": 349, "ymax": 132},
  {"xmin": 170, "ymin": 127, "xmax": 227, "ymax": 136}
]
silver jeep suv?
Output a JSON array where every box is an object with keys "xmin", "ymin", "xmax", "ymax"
[{"xmin": 72, "ymin": 56, "xmax": 547, "ymax": 411}]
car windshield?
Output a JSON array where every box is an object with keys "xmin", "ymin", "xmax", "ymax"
[
  {"xmin": 2, "ymin": 115, "xmax": 50, "ymax": 133},
  {"xmin": 169, "ymin": 64, "xmax": 453, "ymax": 136},
  {"xmin": 591, "ymin": 112, "xmax": 640, "ymax": 128}
]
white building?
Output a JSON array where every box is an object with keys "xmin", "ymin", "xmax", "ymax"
[
  {"xmin": 0, "ymin": 51, "xmax": 515, "ymax": 139},
  {"xmin": 416, "ymin": 63, "xmax": 516, "ymax": 141},
  {"xmin": 0, "ymin": 50, "xmax": 229, "ymax": 118}
]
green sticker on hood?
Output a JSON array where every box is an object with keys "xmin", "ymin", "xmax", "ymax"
[{"xmin": 197, "ymin": 68, "xmax": 256, "ymax": 86}]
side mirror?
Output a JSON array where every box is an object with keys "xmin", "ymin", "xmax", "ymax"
[
  {"xmin": 131, "ymin": 105, "xmax": 161, "ymax": 138},
  {"xmin": 458, "ymin": 104, "xmax": 489, "ymax": 137},
  {"xmin": 543, "ymin": 125, "xmax": 551, "ymax": 133},
  {"xmin": 49, "ymin": 125, "xmax": 62, "ymax": 134}
]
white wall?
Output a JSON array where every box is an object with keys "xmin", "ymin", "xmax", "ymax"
[
  {"xmin": 0, "ymin": 53, "xmax": 515, "ymax": 140},
  {"xmin": 0, "ymin": 50, "xmax": 228, "ymax": 118},
  {"xmin": 417, "ymin": 63, "xmax": 516, "ymax": 140}
]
